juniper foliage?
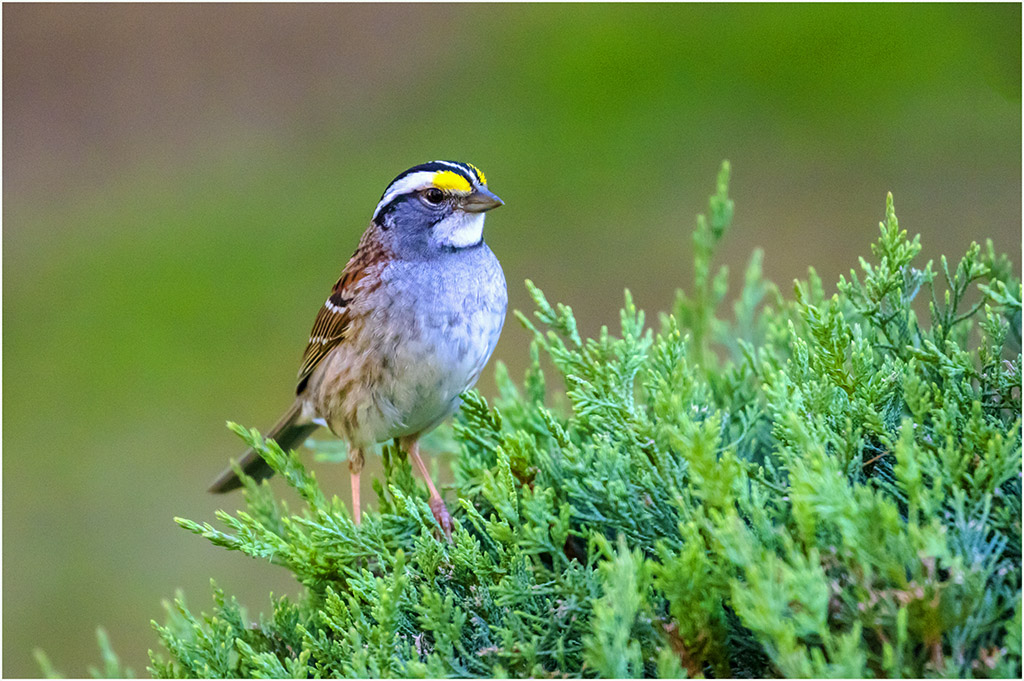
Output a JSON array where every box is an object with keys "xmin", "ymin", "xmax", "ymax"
[{"xmin": 59, "ymin": 163, "xmax": 1022, "ymax": 678}]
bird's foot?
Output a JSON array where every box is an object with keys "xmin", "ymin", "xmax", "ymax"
[{"xmin": 429, "ymin": 495, "xmax": 453, "ymax": 541}]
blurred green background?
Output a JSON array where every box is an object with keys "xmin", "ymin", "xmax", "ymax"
[{"xmin": 3, "ymin": 3, "xmax": 1020, "ymax": 676}]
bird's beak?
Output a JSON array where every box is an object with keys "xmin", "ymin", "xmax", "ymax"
[{"xmin": 462, "ymin": 187, "xmax": 504, "ymax": 213}]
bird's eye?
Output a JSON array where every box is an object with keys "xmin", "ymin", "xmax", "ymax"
[{"xmin": 422, "ymin": 188, "xmax": 445, "ymax": 205}]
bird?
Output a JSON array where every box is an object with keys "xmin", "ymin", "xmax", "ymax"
[{"xmin": 209, "ymin": 160, "xmax": 507, "ymax": 537}]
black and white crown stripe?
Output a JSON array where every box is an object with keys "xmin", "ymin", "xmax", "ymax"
[
  {"xmin": 371, "ymin": 161, "xmax": 484, "ymax": 221},
  {"xmin": 433, "ymin": 160, "xmax": 485, "ymax": 182}
]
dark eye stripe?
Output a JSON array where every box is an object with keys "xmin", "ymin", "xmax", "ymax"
[{"xmin": 374, "ymin": 192, "xmax": 413, "ymax": 225}]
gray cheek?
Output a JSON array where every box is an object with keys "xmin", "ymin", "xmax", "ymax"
[{"xmin": 391, "ymin": 200, "xmax": 442, "ymax": 235}]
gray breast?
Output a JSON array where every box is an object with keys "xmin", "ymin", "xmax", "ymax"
[{"xmin": 372, "ymin": 245, "xmax": 507, "ymax": 438}]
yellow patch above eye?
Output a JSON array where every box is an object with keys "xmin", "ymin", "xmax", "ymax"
[
  {"xmin": 466, "ymin": 162, "xmax": 487, "ymax": 186},
  {"xmin": 432, "ymin": 170, "xmax": 473, "ymax": 193}
]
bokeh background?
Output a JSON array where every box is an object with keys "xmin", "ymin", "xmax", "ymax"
[{"xmin": 4, "ymin": 3, "xmax": 1020, "ymax": 676}]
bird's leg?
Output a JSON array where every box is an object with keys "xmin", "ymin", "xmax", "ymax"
[
  {"xmin": 401, "ymin": 436, "xmax": 452, "ymax": 539},
  {"xmin": 349, "ymin": 448, "xmax": 364, "ymax": 525}
]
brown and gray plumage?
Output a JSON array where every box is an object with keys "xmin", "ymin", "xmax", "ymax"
[{"xmin": 209, "ymin": 161, "xmax": 507, "ymax": 536}]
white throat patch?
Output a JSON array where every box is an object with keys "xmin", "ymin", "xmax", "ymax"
[{"xmin": 432, "ymin": 211, "xmax": 486, "ymax": 249}]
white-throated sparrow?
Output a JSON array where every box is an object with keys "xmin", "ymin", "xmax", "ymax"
[{"xmin": 209, "ymin": 161, "xmax": 507, "ymax": 537}]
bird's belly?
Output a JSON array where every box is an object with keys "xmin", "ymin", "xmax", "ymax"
[
  {"xmin": 375, "ymin": 306, "xmax": 503, "ymax": 439},
  {"xmin": 318, "ymin": 296, "xmax": 504, "ymax": 447}
]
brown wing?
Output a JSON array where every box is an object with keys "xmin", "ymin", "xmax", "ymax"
[{"xmin": 295, "ymin": 225, "xmax": 391, "ymax": 394}]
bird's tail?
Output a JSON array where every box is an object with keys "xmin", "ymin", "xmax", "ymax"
[{"xmin": 208, "ymin": 401, "xmax": 319, "ymax": 493}]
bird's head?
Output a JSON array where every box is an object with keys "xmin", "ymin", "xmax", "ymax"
[{"xmin": 371, "ymin": 160, "xmax": 503, "ymax": 255}]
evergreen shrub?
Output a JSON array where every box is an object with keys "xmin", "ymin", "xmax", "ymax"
[{"xmin": 49, "ymin": 163, "xmax": 1022, "ymax": 678}]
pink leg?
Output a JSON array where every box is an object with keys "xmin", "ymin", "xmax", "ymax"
[
  {"xmin": 349, "ymin": 448, "xmax": 364, "ymax": 525},
  {"xmin": 401, "ymin": 437, "xmax": 452, "ymax": 539},
  {"xmin": 351, "ymin": 470, "xmax": 361, "ymax": 525}
]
